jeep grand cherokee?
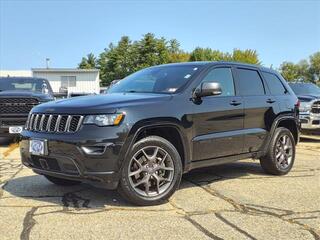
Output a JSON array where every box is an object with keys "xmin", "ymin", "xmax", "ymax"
[{"xmin": 20, "ymin": 62, "xmax": 300, "ymax": 205}]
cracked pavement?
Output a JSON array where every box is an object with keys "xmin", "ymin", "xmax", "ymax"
[{"xmin": 0, "ymin": 139, "xmax": 319, "ymax": 240}]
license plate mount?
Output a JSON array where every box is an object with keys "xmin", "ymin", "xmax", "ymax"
[
  {"xmin": 29, "ymin": 139, "xmax": 47, "ymax": 156},
  {"xmin": 9, "ymin": 126, "xmax": 23, "ymax": 134}
]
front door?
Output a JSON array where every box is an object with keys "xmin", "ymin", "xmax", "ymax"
[{"xmin": 192, "ymin": 67, "xmax": 244, "ymax": 160}]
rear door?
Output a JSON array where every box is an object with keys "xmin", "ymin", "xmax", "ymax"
[
  {"xmin": 234, "ymin": 67, "xmax": 278, "ymax": 152},
  {"xmin": 192, "ymin": 66, "xmax": 244, "ymax": 160}
]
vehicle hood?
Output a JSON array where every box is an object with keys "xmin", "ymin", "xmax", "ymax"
[
  {"xmin": 0, "ymin": 90, "xmax": 53, "ymax": 101},
  {"xmin": 297, "ymin": 94, "xmax": 320, "ymax": 102},
  {"xmin": 32, "ymin": 93, "xmax": 172, "ymax": 114}
]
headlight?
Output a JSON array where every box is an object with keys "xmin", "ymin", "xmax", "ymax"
[
  {"xmin": 299, "ymin": 102, "xmax": 311, "ymax": 112},
  {"xmin": 83, "ymin": 113, "xmax": 124, "ymax": 126}
]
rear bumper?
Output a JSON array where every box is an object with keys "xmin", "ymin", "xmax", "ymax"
[{"xmin": 20, "ymin": 125, "xmax": 130, "ymax": 189}]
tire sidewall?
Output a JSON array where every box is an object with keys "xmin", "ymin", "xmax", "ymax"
[{"xmin": 119, "ymin": 136, "xmax": 182, "ymax": 205}]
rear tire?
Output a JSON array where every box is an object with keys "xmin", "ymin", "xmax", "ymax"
[
  {"xmin": 44, "ymin": 175, "xmax": 81, "ymax": 186},
  {"xmin": 118, "ymin": 136, "xmax": 182, "ymax": 206},
  {"xmin": 260, "ymin": 127, "xmax": 295, "ymax": 175}
]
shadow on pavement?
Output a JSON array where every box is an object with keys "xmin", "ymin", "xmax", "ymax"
[{"xmin": 3, "ymin": 161, "xmax": 263, "ymax": 208}]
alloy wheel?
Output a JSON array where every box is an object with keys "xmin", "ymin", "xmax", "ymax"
[
  {"xmin": 275, "ymin": 134, "xmax": 293, "ymax": 170},
  {"xmin": 128, "ymin": 146, "xmax": 175, "ymax": 197}
]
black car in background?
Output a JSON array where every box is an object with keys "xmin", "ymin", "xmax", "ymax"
[
  {"xmin": 0, "ymin": 77, "xmax": 54, "ymax": 139},
  {"xmin": 20, "ymin": 62, "xmax": 299, "ymax": 205},
  {"xmin": 289, "ymin": 82, "xmax": 320, "ymax": 134}
]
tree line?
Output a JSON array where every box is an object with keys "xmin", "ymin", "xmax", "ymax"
[{"xmin": 79, "ymin": 33, "xmax": 319, "ymax": 86}]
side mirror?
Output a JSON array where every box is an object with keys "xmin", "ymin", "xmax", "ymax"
[{"xmin": 193, "ymin": 82, "xmax": 222, "ymax": 99}]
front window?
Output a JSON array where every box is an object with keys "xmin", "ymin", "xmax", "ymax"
[
  {"xmin": 108, "ymin": 65, "xmax": 202, "ymax": 94},
  {"xmin": 289, "ymin": 83, "xmax": 320, "ymax": 95},
  {"xmin": 0, "ymin": 78, "xmax": 52, "ymax": 93}
]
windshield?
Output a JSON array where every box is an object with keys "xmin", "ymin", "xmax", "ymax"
[
  {"xmin": 108, "ymin": 65, "xmax": 201, "ymax": 94},
  {"xmin": 289, "ymin": 83, "xmax": 320, "ymax": 95},
  {"xmin": 0, "ymin": 78, "xmax": 52, "ymax": 93}
]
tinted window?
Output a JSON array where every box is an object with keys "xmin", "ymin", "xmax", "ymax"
[
  {"xmin": 237, "ymin": 69, "xmax": 265, "ymax": 96},
  {"xmin": 262, "ymin": 72, "xmax": 287, "ymax": 95},
  {"xmin": 289, "ymin": 83, "xmax": 320, "ymax": 95},
  {"xmin": 201, "ymin": 68, "xmax": 235, "ymax": 96}
]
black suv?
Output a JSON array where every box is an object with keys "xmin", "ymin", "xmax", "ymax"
[
  {"xmin": 0, "ymin": 77, "xmax": 54, "ymax": 139},
  {"xmin": 20, "ymin": 62, "xmax": 299, "ymax": 205}
]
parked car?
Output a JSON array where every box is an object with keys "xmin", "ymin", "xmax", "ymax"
[
  {"xmin": 289, "ymin": 82, "xmax": 320, "ymax": 134},
  {"xmin": 0, "ymin": 77, "xmax": 54, "ymax": 139},
  {"xmin": 20, "ymin": 62, "xmax": 299, "ymax": 205}
]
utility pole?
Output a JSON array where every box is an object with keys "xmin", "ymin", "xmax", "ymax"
[{"xmin": 46, "ymin": 58, "xmax": 50, "ymax": 69}]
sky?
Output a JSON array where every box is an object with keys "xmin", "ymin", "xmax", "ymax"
[{"xmin": 0, "ymin": 0, "xmax": 319, "ymax": 70}]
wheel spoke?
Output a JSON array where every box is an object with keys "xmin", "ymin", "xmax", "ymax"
[
  {"xmin": 129, "ymin": 169, "xmax": 142, "ymax": 177},
  {"xmin": 276, "ymin": 151, "xmax": 282, "ymax": 159},
  {"xmin": 159, "ymin": 166, "xmax": 174, "ymax": 171},
  {"xmin": 134, "ymin": 175, "xmax": 149, "ymax": 187},
  {"xmin": 159, "ymin": 152, "xmax": 168, "ymax": 165},
  {"xmin": 151, "ymin": 147, "xmax": 159, "ymax": 160}
]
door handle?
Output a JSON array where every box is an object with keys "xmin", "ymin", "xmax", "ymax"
[
  {"xmin": 266, "ymin": 98, "xmax": 276, "ymax": 104},
  {"xmin": 230, "ymin": 100, "xmax": 242, "ymax": 106}
]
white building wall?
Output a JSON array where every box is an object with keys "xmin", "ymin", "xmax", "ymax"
[{"xmin": 32, "ymin": 70, "xmax": 100, "ymax": 94}]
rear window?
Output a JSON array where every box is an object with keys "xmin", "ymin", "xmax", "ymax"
[
  {"xmin": 262, "ymin": 72, "xmax": 287, "ymax": 95},
  {"xmin": 236, "ymin": 69, "xmax": 265, "ymax": 96}
]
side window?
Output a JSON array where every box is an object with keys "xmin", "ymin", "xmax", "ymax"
[
  {"xmin": 262, "ymin": 72, "xmax": 287, "ymax": 95},
  {"xmin": 201, "ymin": 68, "xmax": 235, "ymax": 96},
  {"xmin": 236, "ymin": 68, "xmax": 265, "ymax": 96}
]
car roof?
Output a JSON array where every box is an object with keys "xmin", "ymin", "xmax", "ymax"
[
  {"xmin": 0, "ymin": 77, "xmax": 48, "ymax": 81},
  {"xmin": 155, "ymin": 61, "xmax": 277, "ymax": 73}
]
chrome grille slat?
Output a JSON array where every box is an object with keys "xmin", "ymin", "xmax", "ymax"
[
  {"xmin": 26, "ymin": 114, "xmax": 83, "ymax": 133},
  {"xmin": 46, "ymin": 115, "xmax": 53, "ymax": 132},
  {"xmin": 39, "ymin": 115, "xmax": 46, "ymax": 131}
]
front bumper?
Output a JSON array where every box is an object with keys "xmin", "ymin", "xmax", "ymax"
[
  {"xmin": 0, "ymin": 116, "xmax": 28, "ymax": 137},
  {"xmin": 299, "ymin": 112, "xmax": 320, "ymax": 130},
  {"xmin": 20, "ymin": 125, "xmax": 129, "ymax": 189}
]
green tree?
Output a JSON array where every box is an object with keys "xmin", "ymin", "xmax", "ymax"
[
  {"xmin": 231, "ymin": 49, "xmax": 260, "ymax": 65},
  {"xmin": 309, "ymin": 52, "xmax": 320, "ymax": 83},
  {"xmin": 98, "ymin": 36, "xmax": 136, "ymax": 86},
  {"xmin": 279, "ymin": 62, "xmax": 301, "ymax": 81},
  {"xmin": 189, "ymin": 47, "xmax": 226, "ymax": 61},
  {"xmin": 78, "ymin": 53, "xmax": 97, "ymax": 69}
]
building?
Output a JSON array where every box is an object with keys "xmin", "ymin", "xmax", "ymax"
[
  {"xmin": 32, "ymin": 68, "xmax": 100, "ymax": 94},
  {"xmin": 0, "ymin": 68, "xmax": 100, "ymax": 95}
]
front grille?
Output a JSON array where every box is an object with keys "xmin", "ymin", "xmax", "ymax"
[
  {"xmin": 26, "ymin": 114, "xmax": 83, "ymax": 133},
  {"xmin": 311, "ymin": 101, "xmax": 320, "ymax": 114},
  {"xmin": 1, "ymin": 120, "xmax": 26, "ymax": 126},
  {"xmin": 0, "ymin": 98, "xmax": 39, "ymax": 114}
]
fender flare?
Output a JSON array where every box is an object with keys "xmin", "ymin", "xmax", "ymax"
[{"xmin": 262, "ymin": 114, "xmax": 299, "ymax": 155}]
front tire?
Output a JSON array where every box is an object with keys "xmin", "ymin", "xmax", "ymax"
[
  {"xmin": 260, "ymin": 127, "xmax": 295, "ymax": 175},
  {"xmin": 118, "ymin": 136, "xmax": 182, "ymax": 206},
  {"xmin": 44, "ymin": 175, "xmax": 81, "ymax": 186}
]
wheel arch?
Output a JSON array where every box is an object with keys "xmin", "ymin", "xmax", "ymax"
[
  {"xmin": 263, "ymin": 115, "xmax": 300, "ymax": 154},
  {"xmin": 122, "ymin": 121, "xmax": 190, "ymax": 172}
]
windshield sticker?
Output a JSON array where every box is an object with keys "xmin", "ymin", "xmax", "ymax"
[
  {"xmin": 193, "ymin": 68, "xmax": 198, "ymax": 71},
  {"xmin": 184, "ymin": 74, "xmax": 192, "ymax": 79},
  {"xmin": 167, "ymin": 88, "xmax": 177, "ymax": 92}
]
